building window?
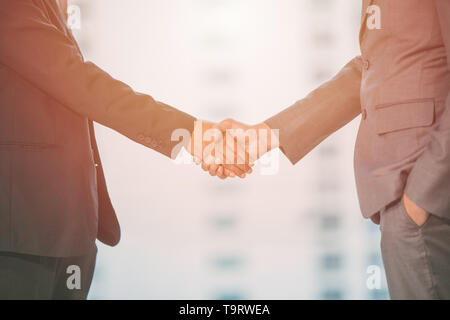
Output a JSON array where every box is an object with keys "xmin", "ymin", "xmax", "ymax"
[
  {"xmin": 320, "ymin": 214, "xmax": 340, "ymax": 231},
  {"xmin": 321, "ymin": 289, "xmax": 343, "ymax": 300},
  {"xmin": 321, "ymin": 253, "xmax": 343, "ymax": 271}
]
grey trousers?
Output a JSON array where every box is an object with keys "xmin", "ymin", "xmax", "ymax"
[
  {"xmin": 0, "ymin": 248, "xmax": 97, "ymax": 300},
  {"xmin": 380, "ymin": 200, "xmax": 450, "ymax": 299}
]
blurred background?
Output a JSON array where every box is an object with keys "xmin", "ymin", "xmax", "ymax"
[{"xmin": 68, "ymin": 0, "xmax": 389, "ymax": 299}]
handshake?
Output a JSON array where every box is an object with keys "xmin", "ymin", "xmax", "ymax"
[{"xmin": 186, "ymin": 119, "xmax": 279, "ymax": 179}]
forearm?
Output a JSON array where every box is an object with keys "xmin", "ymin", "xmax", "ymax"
[
  {"xmin": 265, "ymin": 57, "xmax": 363, "ymax": 164},
  {"xmin": 0, "ymin": 0, "xmax": 195, "ymax": 158}
]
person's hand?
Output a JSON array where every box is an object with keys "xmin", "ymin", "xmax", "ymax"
[
  {"xmin": 187, "ymin": 120, "xmax": 252, "ymax": 180},
  {"xmin": 202, "ymin": 119, "xmax": 278, "ymax": 178},
  {"xmin": 403, "ymin": 194, "xmax": 430, "ymax": 227}
]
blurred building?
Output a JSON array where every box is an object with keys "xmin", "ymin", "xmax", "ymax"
[{"xmin": 68, "ymin": 0, "xmax": 389, "ymax": 299}]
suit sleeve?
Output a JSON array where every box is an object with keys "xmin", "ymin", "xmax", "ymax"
[
  {"xmin": 0, "ymin": 0, "xmax": 195, "ymax": 159},
  {"xmin": 404, "ymin": 0, "xmax": 450, "ymax": 219},
  {"xmin": 265, "ymin": 57, "xmax": 363, "ymax": 165}
]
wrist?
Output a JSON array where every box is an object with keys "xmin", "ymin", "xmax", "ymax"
[
  {"xmin": 257, "ymin": 122, "xmax": 277, "ymax": 152},
  {"xmin": 189, "ymin": 120, "xmax": 207, "ymax": 158}
]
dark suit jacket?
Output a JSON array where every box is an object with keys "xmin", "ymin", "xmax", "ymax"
[
  {"xmin": 0, "ymin": 0, "xmax": 195, "ymax": 257},
  {"xmin": 267, "ymin": 0, "xmax": 450, "ymax": 221}
]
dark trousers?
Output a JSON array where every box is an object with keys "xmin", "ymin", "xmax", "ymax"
[
  {"xmin": 0, "ymin": 248, "xmax": 97, "ymax": 300},
  {"xmin": 380, "ymin": 200, "xmax": 450, "ymax": 299}
]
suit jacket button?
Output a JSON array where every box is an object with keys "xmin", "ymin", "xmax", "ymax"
[
  {"xmin": 363, "ymin": 59, "xmax": 370, "ymax": 70},
  {"xmin": 138, "ymin": 134, "xmax": 145, "ymax": 141},
  {"xmin": 145, "ymin": 137, "xmax": 152, "ymax": 144},
  {"xmin": 362, "ymin": 109, "xmax": 368, "ymax": 120}
]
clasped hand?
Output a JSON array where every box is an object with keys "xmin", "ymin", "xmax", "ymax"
[{"xmin": 187, "ymin": 119, "xmax": 278, "ymax": 179}]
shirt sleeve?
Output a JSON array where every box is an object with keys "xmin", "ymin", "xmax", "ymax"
[{"xmin": 265, "ymin": 57, "xmax": 362, "ymax": 165}]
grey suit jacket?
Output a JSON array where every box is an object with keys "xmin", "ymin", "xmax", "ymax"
[
  {"xmin": 267, "ymin": 0, "xmax": 450, "ymax": 221},
  {"xmin": 0, "ymin": 0, "xmax": 195, "ymax": 257}
]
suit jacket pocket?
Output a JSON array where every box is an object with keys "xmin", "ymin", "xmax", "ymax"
[{"xmin": 375, "ymin": 99, "xmax": 435, "ymax": 135}]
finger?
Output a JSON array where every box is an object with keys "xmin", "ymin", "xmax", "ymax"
[
  {"xmin": 224, "ymin": 164, "xmax": 246, "ymax": 177},
  {"xmin": 217, "ymin": 174, "xmax": 227, "ymax": 180},
  {"xmin": 226, "ymin": 141, "xmax": 252, "ymax": 174},
  {"xmin": 217, "ymin": 118, "xmax": 235, "ymax": 131},
  {"xmin": 223, "ymin": 168, "xmax": 235, "ymax": 178},
  {"xmin": 223, "ymin": 143, "xmax": 247, "ymax": 176},
  {"xmin": 201, "ymin": 162, "xmax": 210, "ymax": 172},
  {"xmin": 232, "ymin": 155, "xmax": 251, "ymax": 173},
  {"xmin": 238, "ymin": 172, "xmax": 246, "ymax": 179},
  {"xmin": 216, "ymin": 166, "xmax": 227, "ymax": 180},
  {"xmin": 209, "ymin": 164, "xmax": 219, "ymax": 176},
  {"xmin": 235, "ymin": 162, "xmax": 251, "ymax": 174},
  {"xmin": 193, "ymin": 156, "xmax": 201, "ymax": 165}
]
